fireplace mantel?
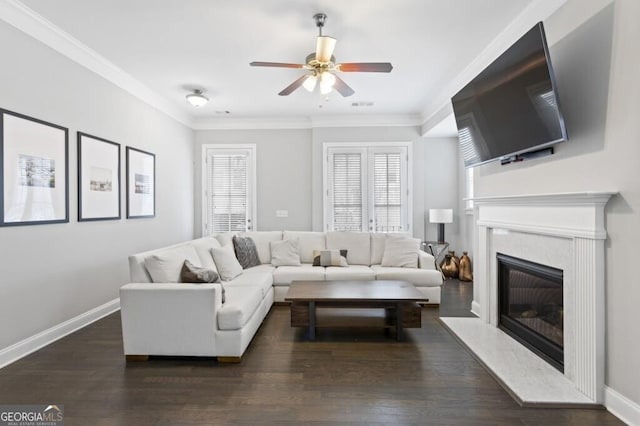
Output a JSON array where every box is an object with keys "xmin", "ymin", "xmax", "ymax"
[{"xmin": 443, "ymin": 191, "xmax": 616, "ymax": 406}]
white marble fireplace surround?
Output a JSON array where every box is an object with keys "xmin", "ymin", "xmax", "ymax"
[{"xmin": 441, "ymin": 192, "xmax": 615, "ymax": 407}]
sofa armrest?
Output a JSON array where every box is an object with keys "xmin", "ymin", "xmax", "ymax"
[
  {"xmin": 119, "ymin": 283, "xmax": 223, "ymax": 356},
  {"xmin": 418, "ymin": 251, "xmax": 437, "ymax": 270}
]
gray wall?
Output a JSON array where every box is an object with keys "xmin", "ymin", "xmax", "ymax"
[
  {"xmin": 195, "ymin": 126, "xmax": 459, "ymax": 242},
  {"xmin": 471, "ymin": 0, "xmax": 640, "ymax": 405},
  {"xmin": 0, "ymin": 21, "xmax": 194, "ymax": 350},
  {"xmin": 194, "ymin": 128, "xmax": 313, "ymax": 235}
]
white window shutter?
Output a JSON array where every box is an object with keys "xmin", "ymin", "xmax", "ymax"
[
  {"xmin": 208, "ymin": 152, "xmax": 250, "ymax": 233},
  {"xmin": 330, "ymin": 152, "xmax": 364, "ymax": 231},
  {"xmin": 373, "ymin": 152, "xmax": 403, "ymax": 232}
]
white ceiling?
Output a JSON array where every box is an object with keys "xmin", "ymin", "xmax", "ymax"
[{"xmin": 18, "ymin": 0, "xmax": 532, "ymax": 125}]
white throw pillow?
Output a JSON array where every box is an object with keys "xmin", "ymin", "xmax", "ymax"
[
  {"xmin": 144, "ymin": 245, "xmax": 202, "ymax": 283},
  {"xmin": 381, "ymin": 237, "xmax": 421, "ymax": 268},
  {"xmin": 210, "ymin": 246, "xmax": 243, "ymax": 281},
  {"xmin": 270, "ymin": 239, "xmax": 301, "ymax": 267}
]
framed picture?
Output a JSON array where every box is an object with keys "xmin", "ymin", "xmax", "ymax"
[
  {"xmin": 126, "ymin": 146, "xmax": 155, "ymax": 218},
  {"xmin": 78, "ymin": 132, "xmax": 121, "ymax": 221},
  {"xmin": 1, "ymin": 108, "xmax": 69, "ymax": 226}
]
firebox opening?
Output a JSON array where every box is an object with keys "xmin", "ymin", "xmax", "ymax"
[{"xmin": 497, "ymin": 253, "xmax": 564, "ymax": 372}]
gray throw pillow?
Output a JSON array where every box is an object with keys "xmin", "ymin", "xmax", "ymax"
[
  {"xmin": 312, "ymin": 249, "xmax": 348, "ymax": 267},
  {"xmin": 232, "ymin": 235, "xmax": 261, "ymax": 269},
  {"xmin": 180, "ymin": 260, "xmax": 225, "ymax": 303}
]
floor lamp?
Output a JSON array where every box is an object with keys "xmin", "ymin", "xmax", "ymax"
[{"xmin": 429, "ymin": 208, "xmax": 453, "ymax": 244}]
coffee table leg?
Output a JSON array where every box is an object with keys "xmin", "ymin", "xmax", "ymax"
[
  {"xmin": 396, "ymin": 303, "xmax": 403, "ymax": 341},
  {"xmin": 308, "ymin": 301, "xmax": 316, "ymax": 340}
]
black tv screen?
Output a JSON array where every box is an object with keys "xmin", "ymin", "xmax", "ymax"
[{"xmin": 452, "ymin": 22, "xmax": 568, "ymax": 167}]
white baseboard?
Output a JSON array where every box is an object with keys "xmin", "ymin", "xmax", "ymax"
[
  {"xmin": 471, "ymin": 300, "xmax": 481, "ymax": 317},
  {"xmin": 605, "ymin": 386, "xmax": 640, "ymax": 426},
  {"xmin": 0, "ymin": 298, "xmax": 120, "ymax": 369}
]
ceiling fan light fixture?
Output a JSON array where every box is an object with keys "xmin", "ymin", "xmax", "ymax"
[
  {"xmin": 316, "ymin": 36, "xmax": 336, "ymax": 63},
  {"xmin": 186, "ymin": 89, "xmax": 209, "ymax": 107},
  {"xmin": 303, "ymin": 75, "xmax": 317, "ymax": 92},
  {"xmin": 320, "ymin": 72, "xmax": 336, "ymax": 95}
]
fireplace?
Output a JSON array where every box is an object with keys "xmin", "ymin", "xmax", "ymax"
[{"xmin": 498, "ymin": 253, "xmax": 564, "ymax": 372}]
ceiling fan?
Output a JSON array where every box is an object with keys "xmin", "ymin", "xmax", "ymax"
[{"xmin": 250, "ymin": 13, "xmax": 393, "ymax": 97}]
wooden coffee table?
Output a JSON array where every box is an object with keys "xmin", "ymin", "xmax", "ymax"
[{"xmin": 284, "ymin": 280, "xmax": 429, "ymax": 341}]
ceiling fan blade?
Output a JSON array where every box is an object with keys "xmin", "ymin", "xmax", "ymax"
[
  {"xmin": 332, "ymin": 75, "xmax": 355, "ymax": 97},
  {"xmin": 250, "ymin": 61, "xmax": 304, "ymax": 69},
  {"xmin": 316, "ymin": 36, "xmax": 336, "ymax": 62},
  {"xmin": 338, "ymin": 62, "xmax": 393, "ymax": 73},
  {"xmin": 278, "ymin": 75, "xmax": 309, "ymax": 96}
]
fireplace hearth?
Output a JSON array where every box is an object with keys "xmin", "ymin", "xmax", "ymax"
[{"xmin": 498, "ymin": 253, "xmax": 564, "ymax": 371}]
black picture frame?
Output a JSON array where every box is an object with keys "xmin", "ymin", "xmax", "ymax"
[
  {"xmin": 0, "ymin": 108, "xmax": 69, "ymax": 227},
  {"xmin": 126, "ymin": 146, "xmax": 155, "ymax": 219},
  {"xmin": 77, "ymin": 132, "xmax": 121, "ymax": 221}
]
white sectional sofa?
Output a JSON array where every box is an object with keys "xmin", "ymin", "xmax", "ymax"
[{"xmin": 120, "ymin": 231, "xmax": 442, "ymax": 361}]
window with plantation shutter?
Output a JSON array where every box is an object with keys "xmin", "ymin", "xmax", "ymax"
[
  {"xmin": 324, "ymin": 144, "xmax": 411, "ymax": 233},
  {"xmin": 328, "ymin": 150, "xmax": 366, "ymax": 231},
  {"xmin": 371, "ymin": 152, "xmax": 404, "ymax": 232},
  {"xmin": 203, "ymin": 146, "xmax": 256, "ymax": 235}
]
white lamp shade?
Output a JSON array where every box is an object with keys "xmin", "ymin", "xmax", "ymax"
[
  {"xmin": 429, "ymin": 208, "xmax": 453, "ymax": 223},
  {"xmin": 316, "ymin": 36, "xmax": 336, "ymax": 63}
]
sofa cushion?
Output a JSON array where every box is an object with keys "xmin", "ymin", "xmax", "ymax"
[
  {"xmin": 381, "ymin": 237, "xmax": 420, "ymax": 268},
  {"xmin": 326, "ymin": 232, "xmax": 371, "ymax": 266},
  {"xmin": 222, "ymin": 271, "xmax": 273, "ymax": 299},
  {"xmin": 371, "ymin": 265, "xmax": 443, "ymax": 287},
  {"xmin": 270, "ymin": 239, "xmax": 301, "ymax": 267},
  {"xmin": 239, "ymin": 231, "xmax": 282, "ymax": 264},
  {"xmin": 370, "ymin": 232, "xmax": 411, "ymax": 265},
  {"xmin": 325, "ymin": 265, "xmax": 376, "ymax": 281},
  {"xmin": 273, "ymin": 264, "xmax": 325, "ymax": 285},
  {"xmin": 283, "ymin": 231, "xmax": 326, "ymax": 263},
  {"xmin": 214, "ymin": 232, "xmax": 236, "ymax": 247},
  {"xmin": 190, "ymin": 237, "xmax": 221, "ymax": 272},
  {"xmin": 211, "ymin": 246, "xmax": 243, "ymax": 281},
  {"xmin": 242, "ymin": 264, "xmax": 276, "ymax": 275},
  {"xmin": 217, "ymin": 286, "xmax": 263, "ymax": 330},
  {"xmin": 144, "ymin": 245, "xmax": 202, "ymax": 283},
  {"xmin": 233, "ymin": 235, "xmax": 261, "ymax": 269},
  {"xmin": 312, "ymin": 249, "xmax": 348, "ymax": 267}
]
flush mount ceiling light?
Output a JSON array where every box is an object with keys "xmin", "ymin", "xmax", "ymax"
[{"xmin": 186, "ymin": 89, "xmax": 209, "ymax": 107}]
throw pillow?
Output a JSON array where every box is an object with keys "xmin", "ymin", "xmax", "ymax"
[
  {"xmin": 210, "ymin": 246, "xmax": 243, "ymax": 281},
  {"xmin": 232, "ymin": 235, "xmax": 261, "ymax": 269},
  {"xmin": 180, "ymin": 259, "xmax": 219, "ymax": 283},
  {"xmin": 180, "ymin": 260, "xmax": 225, "ymax": 303},
  {"xmin": 312, "ymin": 249, "xmax": 349, "ymax": 267},
  {"xmin": 270, "ymin": 239, "xmax": 301, "ymax": 267},
  {"xmin": 381, "ymin": 237, "xmax": 421, "ymax": 268}
]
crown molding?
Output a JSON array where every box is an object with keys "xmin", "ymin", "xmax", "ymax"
[
  {"xmin": 419, "ymin": 0, "xmax": 568, "ymax": 129},
  {"xmin": 192, "ymin": 113, "xmax": 422, "ymax": 130},
  {"xmin": 0, "ymin": 0, "xmax": 193, "ymax": 127}
]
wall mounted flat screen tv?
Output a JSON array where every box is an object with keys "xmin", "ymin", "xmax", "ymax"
[{"xmin": 452, "ymin": 22, "xmax": 568, "ymax": 168}]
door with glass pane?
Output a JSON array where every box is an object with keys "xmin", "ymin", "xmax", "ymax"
[
  {"xmin": 325, "ymin": 145, "xmax": 409, "ymax": 232},
  {"xmin": 204, "ymin": 147, "xmax": 254, "ymax": 235}
]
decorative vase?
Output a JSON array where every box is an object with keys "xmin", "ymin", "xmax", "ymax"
[
  {"xmin": 459, "ymin": 251, "xmax": 473, "ymax": 282},
  {"xmin": 449, "ymin": 251, "xmax": 460, "ymax": 269},
  {"xmin": 440, "ymin": 254, "xmax": 459, "ymax": 279}
]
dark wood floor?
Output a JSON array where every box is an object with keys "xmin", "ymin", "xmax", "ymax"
[{"xmin": 0, "ymin": 280, "xmax": 623, "ymax": 425}]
